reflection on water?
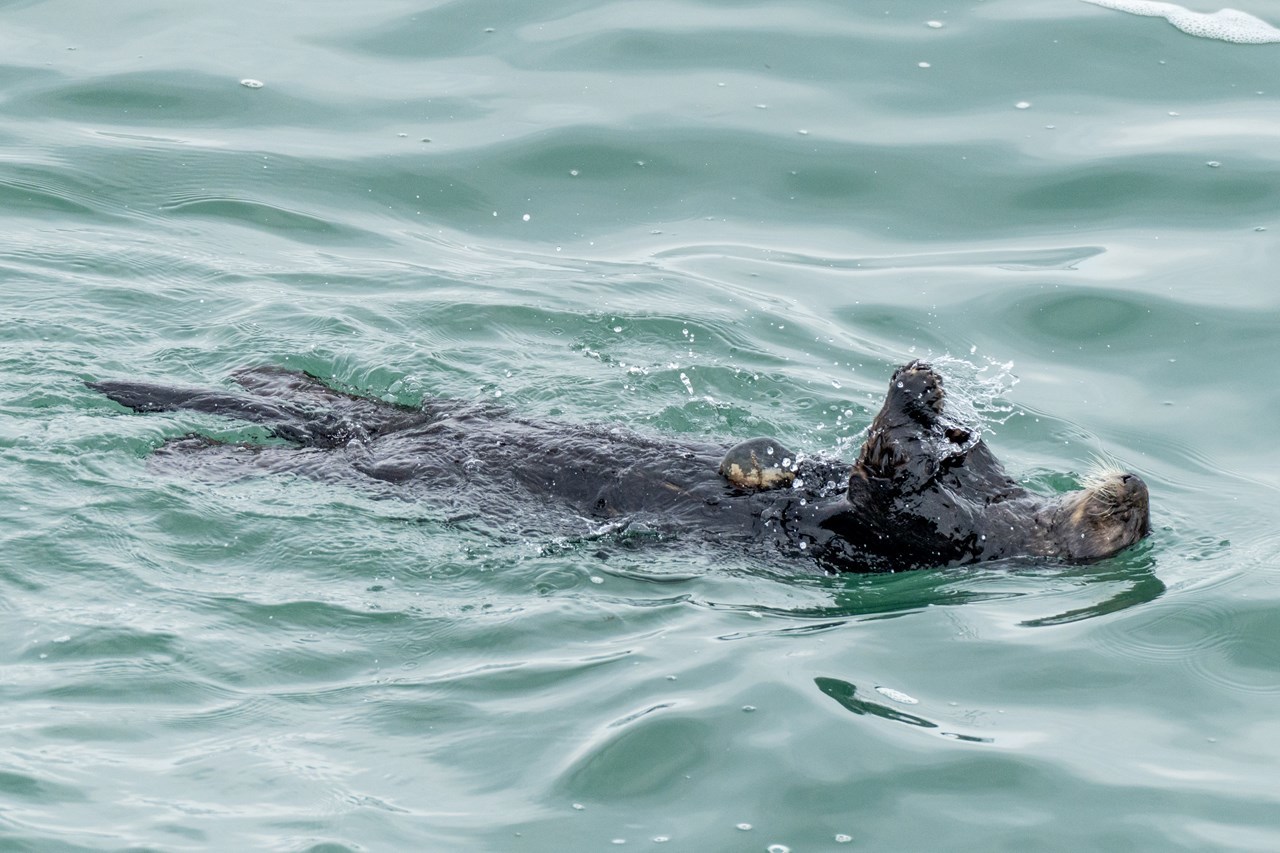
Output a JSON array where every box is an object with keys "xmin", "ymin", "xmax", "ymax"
[{"xmin": 815, "ymin": 677, "xmax": 993, "ymax": 743}]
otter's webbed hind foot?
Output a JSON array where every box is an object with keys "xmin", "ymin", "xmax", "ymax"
[
  {"xmin": 88, "ymin": 369, "xmax": 436, "ymax": 448},
  {"xmin": 231, "ymin": 366, "xmax": 439, "ymax": 442},
  {"xmin": 87, "ymin": 379, "xmax": 305, "ymax": 423}
]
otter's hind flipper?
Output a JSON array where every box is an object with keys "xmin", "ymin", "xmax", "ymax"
[
  {"xmin": 87, "ymin": 379, "xmax": 303, "ymax": 423},
  {"xmin": 89, "ymin": 370, "xmax": 437, "ymax": 448},
  {"xmin": 231, "ymin": 366, "xmax": 435, "ymax": 441},
  {"xmin": 232, "ymin": 366, "xmax": 366, "ymax": 406}
]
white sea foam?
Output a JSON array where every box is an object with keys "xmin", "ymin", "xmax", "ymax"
[{"xmin": 1081, "ymin": 0, "xmax": 1280, "ymax": 43}]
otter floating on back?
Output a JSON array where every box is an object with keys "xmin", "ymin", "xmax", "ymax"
[{"xmin": 85, "ymin": 361, "xmax": 1150, "ymax": 573}]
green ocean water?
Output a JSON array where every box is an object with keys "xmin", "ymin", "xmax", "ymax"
[{"xmin": 4, "ymin": 0, "xmax": 1280, "ymax": 849}]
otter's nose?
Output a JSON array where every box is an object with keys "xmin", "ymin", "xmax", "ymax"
[{"xmin": 1118, "ymin": 472, "xmax": 1150, "ymax": 508}]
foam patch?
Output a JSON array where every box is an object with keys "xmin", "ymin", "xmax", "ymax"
[{"xmin": 1082, "ymin": 0, "xmax": 1280, "ymax": 43}]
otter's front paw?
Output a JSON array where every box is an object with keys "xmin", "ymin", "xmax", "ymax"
[{"xmin": 889, "ymin": 360, "xmax": 944, "ymax": 424}]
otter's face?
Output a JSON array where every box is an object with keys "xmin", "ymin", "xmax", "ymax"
[{"xmin": 1050, "ymin": 471, "xmax": 1151, "ymax": 561}]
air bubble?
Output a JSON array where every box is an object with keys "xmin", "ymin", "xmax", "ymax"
[{"xmin": 240, "ymin": 78, "xmax": 264, "ymax": 89}]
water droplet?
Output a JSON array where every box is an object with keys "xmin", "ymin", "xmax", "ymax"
[
  {"xmin": 736, "ymin": 823, "xmax": 752, "ymax": 831},
  {"xmin": 835, "ymin": 835, "xmax": 853, "ymax": 844},
  {"xmin": 590, "ymin": 576, "xmax": 604, "ymax": 584},
  {"xmin": 797, "ymin": 128, "xmax": 809, "ymax": 135},
  {"xmin": 768, "ymin": 845, "xmax": 791, "ymax": 853},
  {"xmin": 572, "ymin": 803, "xmax": 585, "ymax": 810},
  {"xmin": 569, "ymin": 169, "xmax": 579, "ymax": 176},
  {"xmin": 1168, "ymin": 111, "xmax": 1180, "ymax": 116},
  {"xmin": 522, "ymin": 213, "xmax": 531, "ymax": 221},
  {"xmin": 1015, "ymin": 101, "xmax": 1031, "ymax": 109},
  {"xmin": 240, "ymin": 78, "xmax": 264, "ymax": 89},
  {"xmin": 742, "ymin": 705, "xmax": 757, "ymax": 712},
  {"xmin": 1206, "ymin": 161, "xmax": 1221, "ymax": 168},
  {"xmin": 926, "ymin": 20, "xmax": 944, "ymax": 28},
  {"xmin": 653, "ymin": 837, "xmax": 670, "ymax": 844},
  {"xmin": 918, "ymin": 61, "xmax": 931, "ymax": 68}
]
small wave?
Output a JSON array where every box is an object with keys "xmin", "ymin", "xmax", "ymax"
[
  {"xmin": 655, "ymin": 243, "xmax": 1106, "ymax": 272},
  {"xmin": 1081, "ymin": 0, "xmax": 1280, "ymax": 44}
]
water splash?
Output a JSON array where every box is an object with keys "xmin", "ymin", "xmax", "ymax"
[{"xmin": 929, "ymin": 354, "xmax": 1020, "ymax": 433}]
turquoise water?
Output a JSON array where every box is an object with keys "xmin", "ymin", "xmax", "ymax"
[{"xmin": 5, "ymin": 0, "xmax": 1280, "ymax": 849}]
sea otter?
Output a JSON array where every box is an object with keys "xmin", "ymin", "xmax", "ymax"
[{"xmin": 85, "ymin": 361, "xmax": 1150, "ymax": 572}]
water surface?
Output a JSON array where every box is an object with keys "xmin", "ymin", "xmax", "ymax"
[{"xmin": 4, "ymin": 0, "xmax": 1280, "ymax": 849}]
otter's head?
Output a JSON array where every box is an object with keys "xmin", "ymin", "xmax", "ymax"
[{"xmin": 1046, "ymin": 469, "xmax": 1151, "ymax": 561}]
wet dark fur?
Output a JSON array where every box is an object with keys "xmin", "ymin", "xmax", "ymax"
[{"xmin": 86, "ymin": 361, "xmax": 1150, "ymax": 573}]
